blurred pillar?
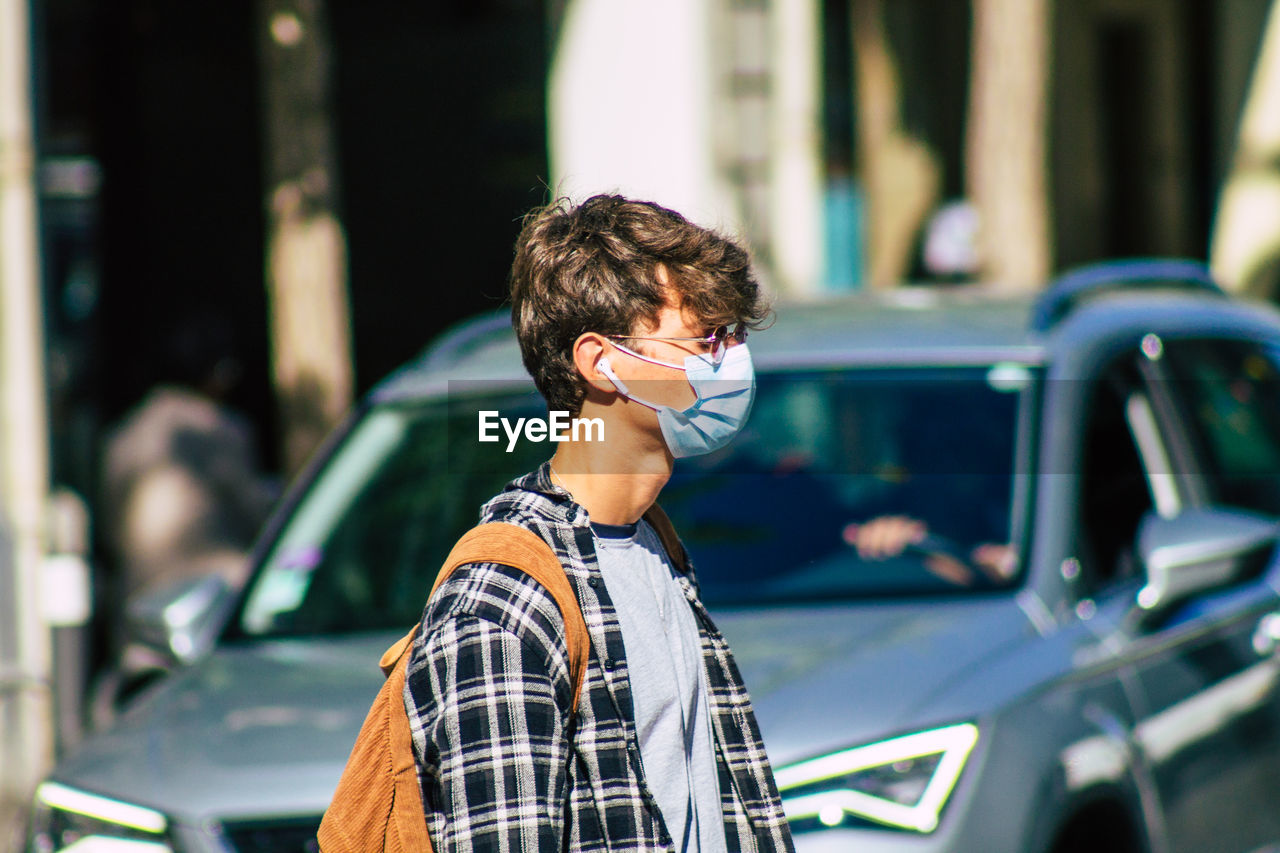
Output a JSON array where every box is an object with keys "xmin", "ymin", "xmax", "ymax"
[
  {"xmin": 1211, "ymin": 0, "xmax": 1280, "ymax": 297},
  {"xmin": 966, "ymin": 0, "xmax": 1052, "ymax": 289},
  {"xmin": 0, "ymin": 0, "xmax": 54, "ymax": 818},
  {"xmin": 257, "ymin": 0, "xmax": 354, "ymax": 476},
  {"xmin": 767, "ymin": 0, "xmax": 824, "ymax": 294},
  {"xmin": 549, "ymin": 0, "xmax": 732, "ymax": 229},
  {"xmin": 550, "ymin": 0, "xmax": 825, "ymax": 295},
  {"xmin": 851, "ymin": 0, "xmax": 941, "ymax": 288}
]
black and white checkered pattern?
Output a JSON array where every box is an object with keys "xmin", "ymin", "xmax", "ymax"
[{"xmin": 405, "ymin": 462, "xmax": 794, "ymax": 853}]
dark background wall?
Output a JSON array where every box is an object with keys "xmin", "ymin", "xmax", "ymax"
[
  {"xmin": 329, "ymin": 0, "xmax": 550, "ymax": 393},
  {"xmin": 37, "ymin": 0, "xmax": 550, "ymax": 494}
]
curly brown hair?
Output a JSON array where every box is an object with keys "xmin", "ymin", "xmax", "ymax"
[{"xmin": 509, "ymin": 194, "xmax": 769, "ymax": 414}]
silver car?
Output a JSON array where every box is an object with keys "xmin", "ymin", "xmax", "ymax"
[{"xmin": 29, "ymin": 260, "xmax": 1280, "ymax": 852}]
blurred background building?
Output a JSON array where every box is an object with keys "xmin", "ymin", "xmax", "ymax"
[
  {"xmin": 5, "ymin": 0, "xmax": 1280, "ymax": 845},
  {"xmin": 28, "ymin": 0, "xmax": 1280, "ymax": 499}
]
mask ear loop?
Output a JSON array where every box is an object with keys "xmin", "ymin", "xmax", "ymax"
[{"xmin": 597, "ymin": 357, "xmax": 662, "ymax": 411}]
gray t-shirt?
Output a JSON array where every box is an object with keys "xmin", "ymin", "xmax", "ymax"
[{"xmin": 592, "ymin": 519, "xmax": 726, "ymax": 853}]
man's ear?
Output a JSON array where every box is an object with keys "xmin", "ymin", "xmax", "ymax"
[{"xmin": 571, "ymin": 333, "xmax": 615, "ymax": 394}]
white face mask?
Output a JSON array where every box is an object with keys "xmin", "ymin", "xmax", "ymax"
[{"xmin": 596, "ymin": 341, "xmax": 756, "ymax": 458}]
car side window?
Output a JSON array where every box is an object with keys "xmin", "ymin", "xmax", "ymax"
[
  {"xmin": 1077, "ymin": 357, "xmax": 1155, "ymax": 591},
  {"xmin": 1159, "ymin": 339, "xmax": 1280, "ymax": 517}
]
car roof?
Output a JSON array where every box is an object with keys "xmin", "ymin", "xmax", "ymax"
[
  {"xmin": 752, "ymin": 288, "xmax": 1044, "ymax": 367},
  {"xmin": 372, "ymin": 259, "xmax": 1280, "ymax": 404},
  {"xmin": 373, "ymin": 288, "xmax": 1047, "ymax": 404}
]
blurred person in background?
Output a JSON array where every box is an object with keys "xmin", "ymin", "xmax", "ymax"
[{"xmin": 93, "ymin": 309, "xmax": 278, "ymax": 719}]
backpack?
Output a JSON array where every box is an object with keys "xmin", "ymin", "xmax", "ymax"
[
  {"xmin": 316, "ymin": 506, "xmax": 688, "ymax": 853},
  {"xmin": 315, "ymin": 522, "xmax": 590, "ymax": 853}
]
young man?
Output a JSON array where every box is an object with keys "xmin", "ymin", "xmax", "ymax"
[{"xmin": 405, "ymin": 195, "xmax": 793, "ymax": 853}]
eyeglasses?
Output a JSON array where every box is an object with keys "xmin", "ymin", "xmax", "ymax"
[{"xmin": 605, "ymin": 322, "xmax": 748, "ymax": 366}]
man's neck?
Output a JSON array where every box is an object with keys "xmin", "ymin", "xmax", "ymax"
[{"xmin": 549, "ymin": 411, "xmax": 672, "ymax": 525}]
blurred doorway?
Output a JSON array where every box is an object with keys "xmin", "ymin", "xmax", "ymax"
[
  {"xmin": 329, "ymin": 0, "xmax": 550, "ymax": 391},
  {"xmin": 1052, "ymin": 0, "xmax": 1211, "ymax": 268}
]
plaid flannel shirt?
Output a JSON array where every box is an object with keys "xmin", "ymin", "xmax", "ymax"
[{"xmin": 404, "ymin": 462, "xmax": 794, "ymax": 853}]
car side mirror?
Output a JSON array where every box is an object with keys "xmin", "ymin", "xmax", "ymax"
[
  {"xmin": 125, "ymin": 574, "xmax": 237, "ymax": 665},
  {"xmin": 1134, "ymin": 507, "xmax": 1280, "ymax": 622}
]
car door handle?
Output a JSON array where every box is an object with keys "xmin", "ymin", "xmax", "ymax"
[{"xmin": 1253, "ymin": 612, "xmax": 1280, "ymax": 656}]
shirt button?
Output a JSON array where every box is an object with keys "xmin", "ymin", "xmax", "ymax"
[
  {"xmin": 604, "ymin": 657, "xmax": 616, "ymax": 671},
  {"xmin": 588, "ymin": 577, "xmax": 600, "ymax": 588},
  {"xmin": 659, "ymin": 833, "xmax": 672, "ymax": 847}
]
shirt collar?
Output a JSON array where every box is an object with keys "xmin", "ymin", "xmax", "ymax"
[{"xmin": 509, "ymin": 459, "xmax": 567, "ymax": 501}]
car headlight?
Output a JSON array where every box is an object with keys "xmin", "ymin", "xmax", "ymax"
[
  {"xmin": 27, "ymin": 782, "xmax": 172, "ymax": 853},
  {"xmin": 775, "ymin": 723, "xmax": 979, "ymax": 834}
]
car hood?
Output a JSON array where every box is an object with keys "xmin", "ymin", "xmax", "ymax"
[
  {"xmin": 712, "ymin": 595, "xmax": 1036, "ymax": 766},
  {"xmin": 51, "ymin": 633, "xmax": 399, "ymax": 825},
  {"xmin": 53, "ymin": 598, "xmax": 1035, "ymax": 823}
]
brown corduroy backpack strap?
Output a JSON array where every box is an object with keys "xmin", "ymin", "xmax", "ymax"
[
  {"xmin": 642, "ymin": 502, "xmax": 689, "ymax": 575},
  {"xmin": 427, "ymin": 522, "xmax": 591, "ymax": 709},
  {"xmin": 317, "ymin": 523, "xmax": 589, "ymax": 853}
]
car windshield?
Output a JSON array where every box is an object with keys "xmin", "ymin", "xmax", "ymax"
[{"xmin": 235, "ymin": 366, "xmax": 1034, "ymax": 638}]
